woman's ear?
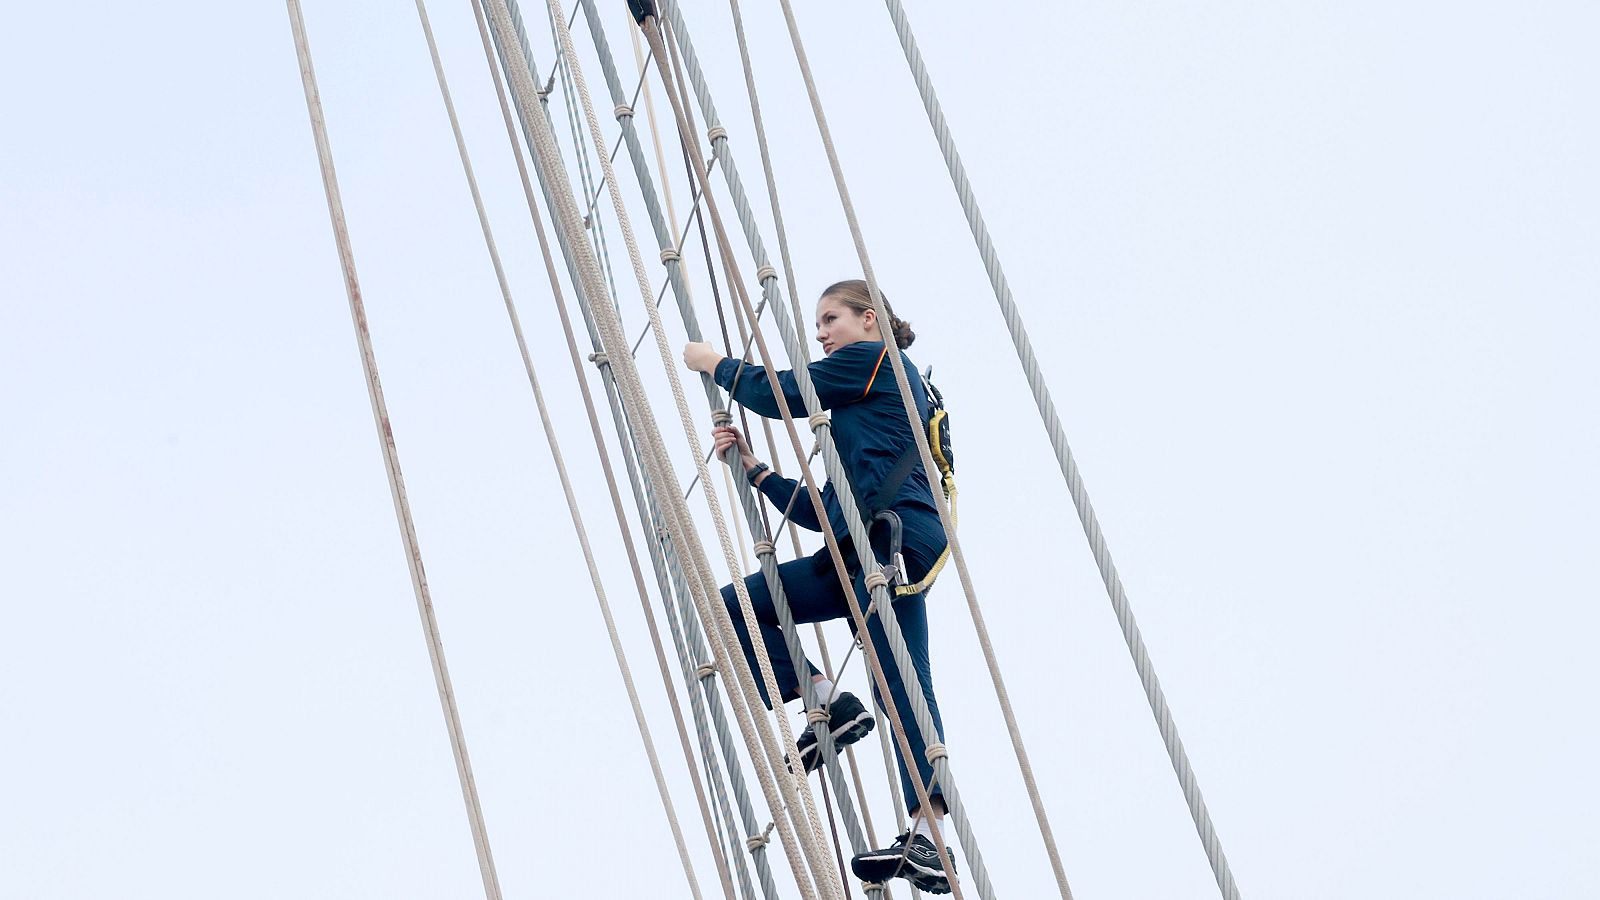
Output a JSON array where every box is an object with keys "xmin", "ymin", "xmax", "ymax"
[{"xmin": 861, "ymin": 307, "xmax": 878, "ymax": 333}]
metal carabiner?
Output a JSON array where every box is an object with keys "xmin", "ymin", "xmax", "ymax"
[{"xmin": 872, "ymin": 509, "xmax": 907, "ymax": 588}]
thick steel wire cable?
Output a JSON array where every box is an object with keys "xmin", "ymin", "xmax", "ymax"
[
  {"xmin": 410, "ymin": 1, "xmax": 731, "ymax": 895},
  {"xmin": 641, "ymin": 16, "xmax": 967, "ymax": 899},
  {"xmin": 283, "ymin": 3, "xmax": 502, "ymax": 897},
  {"xmin": 486, "ymin": 3, "xmax": 838, "ymax": 895},
  {"xmin": 467, "ymin": 11, "xmax": 771, "ymax": 900},
  {"xmin": 878, "ymin": 2, "xmax": 1240, "ymax": 896},
  {"xmin": 646, "ymin": 2, "xmax": 982, "ymax": 893}
]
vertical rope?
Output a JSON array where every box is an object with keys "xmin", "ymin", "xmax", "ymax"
[
  {"xmin": 878, "ymin": 2, "xmax": 1240, "ymax": 896},
  {"xmin": 721, "ymin": 0, "xmax": 810, "ymax": 362},
  {"xmin": 283, "ymin": 3, "xmax": 502, "ymax": 897}
]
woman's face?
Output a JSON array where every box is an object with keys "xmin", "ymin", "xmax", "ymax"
[{"xmin": 814, "ymin": 295, "xmax": 878, "ymax": 356}]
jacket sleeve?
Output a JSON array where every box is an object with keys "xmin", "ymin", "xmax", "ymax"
[
  {"xmin": 754, "ymin": 471, "xmax": 824, "ymax": 532},
  {"xmin": 713, "ymin": 343, "xmax": 888, "ymax": 419}
]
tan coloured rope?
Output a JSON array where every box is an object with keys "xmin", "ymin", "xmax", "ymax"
[
  {"xmin": 767, "ymin": 0, "xmax": 1076, "ymax": 896},
  {"xmin": 284, "ymin": 3, "xmax": 503, "ymax": 897},
  {"xmin": 483, "ymin": 2, "xmax": 837, "ymax": 896},
  {"xmin": 721, "ymin": 0, "xmax": 810, "ymax": 358}
]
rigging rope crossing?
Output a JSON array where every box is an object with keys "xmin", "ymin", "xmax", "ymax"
[
  {"xmin": 644, "ymin": 2, "xmax": 992, "ymax": 895},
  {"xmin": 564, "ymin": 3, "xmax": 887, "ymax": 891},
  {"xmin": 649, "ymin": 18, "xmax": 888, "ymax": 873},
  {"xmin": 541, "ymin": 3, "xmax": 850, "ymax": 892},
  {"xmin": 639, "ymin": 9, "xmax": 974, "ymax": 898},
  {"xmin": 482, "ymin": 2, "xmax": 844, "ymax": 895},
  {"xmin": 409, "ymin": 0, "xmax": 727, "ymax": 895},
  {"xmin": 470, "ymin": 4, "xmax": 777, "ymax": 896}
]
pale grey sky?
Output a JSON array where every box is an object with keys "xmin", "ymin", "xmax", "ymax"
[{"xmin": 2, "ymin": 1, "xmax": 1596, "ymax": 898}]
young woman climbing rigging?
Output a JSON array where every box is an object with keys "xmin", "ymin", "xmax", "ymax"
[{"xmin": 682, "ymin": 279, "xmax": 957, "ymax": 894}]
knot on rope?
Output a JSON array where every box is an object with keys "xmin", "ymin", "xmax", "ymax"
[
  {"xmin": 613, "ymin": 103, "xmax": 635, "ymax": 120},
  {"xmin": 660, "ymin": 247, "xmax": 681, "ymax": 264},
  {"xmin": 755, "ymin": 264, "xmax": 777, "ymax": 283},
  {"xmin": 695, "ymin": 662, "xmax": 718, "ymax": 680},
  {"xmin": 707, "ymin": 125, "xmax": 728, "ymax": 144},
  {"xmin": 860, "ymin": 884, "xmax": 885, "ymax": 893},
  {"xmin": 588, "ymin": 352, "xmax": 610, "ymax": 368},
  {"xmin": 864, "ymin": 571, "xmax": 889, "ymax": 591},
  {"xmin": 745, "ymin": 822, "xmax": 775, "ymax": 851},
  {"xmin": 752, "ymin": 540, "xmax": 776, "ymax": 557},
  {"xmin": 711, "ymin": 410, "xmax": 733, "ymax": 427},
  {"xmin": 806, "ymin": 707, "xmax": 829, "ymax": 725},
  {"xmin": 925, "ymin": 742, "xmax": 949, "ymax": 764},
  {"xmin": 807, "ymin": 413, "xmax": 830, "ymax": 431}
]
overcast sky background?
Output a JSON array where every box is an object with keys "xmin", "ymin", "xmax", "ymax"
[{"xmin": 2, "ymin": 1, "xmax": 1596, "ymax": 898}]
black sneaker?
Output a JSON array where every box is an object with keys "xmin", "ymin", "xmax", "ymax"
[
  {"xmin": 794, "ymin": 691, "xmax": 875, "ymax": 773},
  {"xmin": 850, "ymin": 831, "xmax": 956, "ymax": 894}
]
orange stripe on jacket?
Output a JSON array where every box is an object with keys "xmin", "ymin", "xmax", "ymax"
[{"xmin": 860, "ymin": 344, "xmax": 890, "ymax": 399}]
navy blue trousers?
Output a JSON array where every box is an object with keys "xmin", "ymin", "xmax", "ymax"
[{"xmin": 720, "ymin": 541, "xmax": 946, "ymax": 816}]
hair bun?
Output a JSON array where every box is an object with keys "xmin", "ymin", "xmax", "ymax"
[{"xmin": 891, "ymin": 316, "xmax": 916, "ymax": 349}]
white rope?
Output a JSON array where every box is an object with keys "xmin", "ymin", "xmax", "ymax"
[{"xmin": 283, "ymin": 3, "xmax": 503, "ymax": 896}]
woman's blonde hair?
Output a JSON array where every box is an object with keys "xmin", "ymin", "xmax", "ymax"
[{"xmin": 820, "ymin": 279, "xmax": 915, "ymax": 348}]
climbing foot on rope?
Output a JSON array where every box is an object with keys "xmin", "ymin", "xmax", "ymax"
[
  {"xmin": 794, "ymin": 691, "xmax": 874, "ymax": 773},
  {"xmin": 850, "ymin": 831, "xmax": 957, "ymax": 895}
]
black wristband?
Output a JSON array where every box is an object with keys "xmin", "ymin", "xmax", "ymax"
[{"xmin": 746, "ymin": 462, "xmax": 770, "ymax": 485}]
